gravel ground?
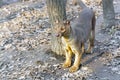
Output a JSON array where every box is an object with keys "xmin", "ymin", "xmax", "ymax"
[{"xmin": 0, "ymin": 0, "xmax": 120, "ymax": 80}]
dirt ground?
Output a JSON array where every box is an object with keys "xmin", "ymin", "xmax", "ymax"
[{"xmin": 0, "ymin": 0, "xmax": 120, "ymax": 80}]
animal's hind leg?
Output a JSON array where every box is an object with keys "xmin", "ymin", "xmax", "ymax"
[
  {"xmin": 86, "ymin": 30, "xmax": 95, "ymax": 53},
  {"xmin": 86, "ymin": 14, "xmax": 95, "ymax": 54}
]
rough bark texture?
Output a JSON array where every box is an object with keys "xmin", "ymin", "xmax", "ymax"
[
  {"xmin": 102, "ymin": 0, "xmax": 115, "ymax": 27},
  {"xmin": 46, "ymin": 0, "xmax": 67, "ymax": 55}
]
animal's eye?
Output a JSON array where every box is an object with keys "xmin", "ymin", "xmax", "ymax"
[{"xmin": 61, "ymin": 27, "xmax": 65, "ymax": 30}]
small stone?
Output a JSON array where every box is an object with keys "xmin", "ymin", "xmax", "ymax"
[
  {"xmin": 4, "ymin": 44, "xmax": 12, "ymax": 49},
  {"xmin": 81, "ymin": 66, "xmax": 88, "ymax": 71},
  {"xmin": 19, "ymin": 76, "xmax": 25, "ymax": 80},
  {"xmin": 111, "ymin": 67, "xmax": 118, "ymax": 71},
  {"xmin": 49, "ymin": 57, "xmax": 56, "ymax": 61}
]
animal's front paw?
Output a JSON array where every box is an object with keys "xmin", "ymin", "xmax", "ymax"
[
  {"xmin": 62, "ymin": 62, "xmax": 71, "ymax": 68},
  {"xmin": 69, "ymin": 65, "xmax": 79, "ymax": 73}
]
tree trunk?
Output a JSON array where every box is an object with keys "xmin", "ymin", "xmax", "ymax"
[
  {"xmin": 102, "ymin": 0, "xmax": 115, "ymax": 27},
  {"xmin": 46, "ymin": 0, "xmax": 67, "ymax": 55}
]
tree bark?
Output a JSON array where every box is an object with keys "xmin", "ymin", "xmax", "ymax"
[
  {"xmin": 46, "ymin": 0, "xmax": 67, "ymax": 55},
  {"xmin": 102, "ymin": 0, "xmax": 115, "ymax": 27}
]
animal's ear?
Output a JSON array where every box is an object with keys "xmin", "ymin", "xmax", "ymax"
[
  {"xmin": 55, "ymin": 20, "xmax": 60, "ymax": 24},
  {"xmin": 66, "ymin": 20, "xmax": 70, "ymax": 25},
  {"xmin": 63, "ymin": 20, "xmax": 70, "ymax": 26}
]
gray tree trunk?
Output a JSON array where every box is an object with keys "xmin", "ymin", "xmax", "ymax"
[
  {"xmin": 46, "ymin": 0, "xmax": 67, "ymax": 55},
  {"xmin": 102, "ymin": 0, "xmax": 115, "ymax": 27}
]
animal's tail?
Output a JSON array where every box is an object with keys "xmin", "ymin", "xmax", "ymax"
[
  {"xmin": 92, "ymin": 12, "xmax": 96, "ymax": 31},
  {"xmin": 77, "ymin": 0, "xmax": 87, "ymax": 9}
]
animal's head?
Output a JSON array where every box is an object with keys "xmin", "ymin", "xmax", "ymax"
[{"xmin": 55, "ymin": 20, "xmax": 70, "ymax": 37}]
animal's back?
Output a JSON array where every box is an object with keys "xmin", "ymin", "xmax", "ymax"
[
  {"xmin": 71, "ymin": 8, "xmax": 94, "ymax": 42},
  {"xmin": 77, "ymin": 8, "xmax": 94, "ymax": 24}
]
